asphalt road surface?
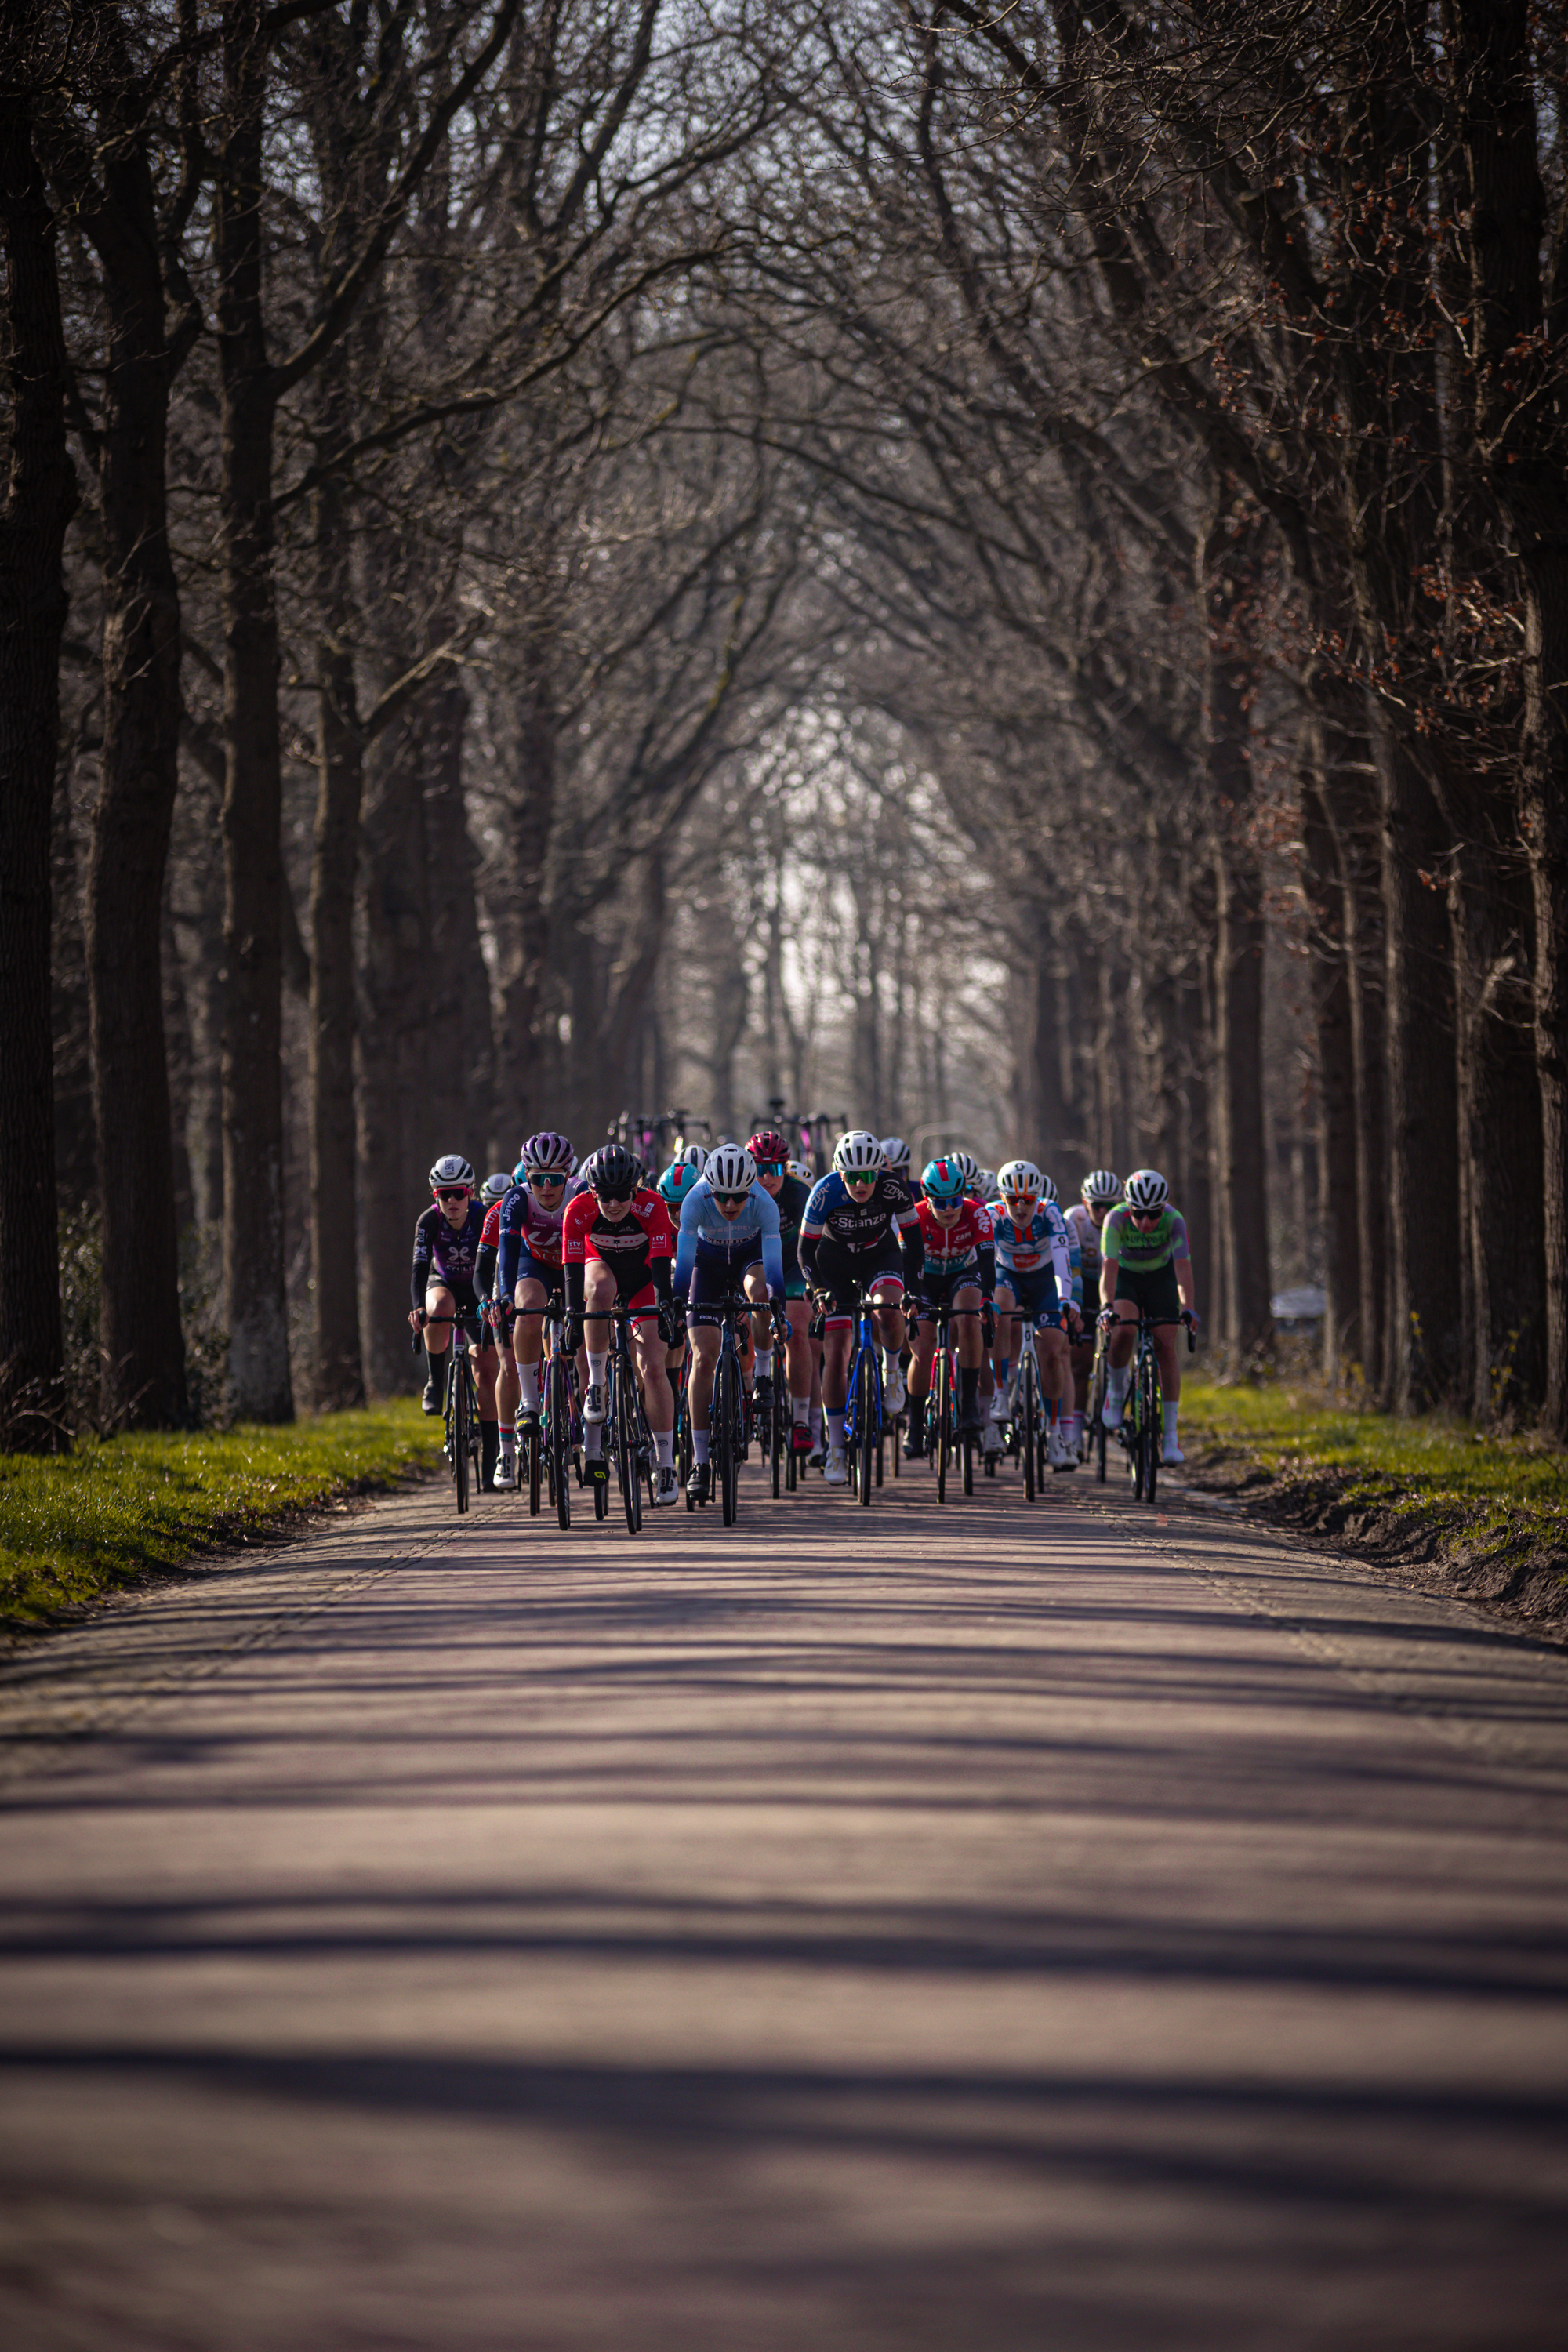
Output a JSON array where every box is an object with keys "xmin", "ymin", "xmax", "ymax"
[{"xmin": 2, "ymin": 1443, "xmax": 1566, "ymax": 2351}]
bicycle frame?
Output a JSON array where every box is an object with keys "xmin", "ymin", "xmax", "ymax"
[
  {"xmin": 583, "ymin": 1301, "xmax": 655, "ymax": 1533},
  {"xmin": 419, "ymin": 1311, "xmax": 483, "ymax": 1515},
  {"xmin": 840, "ymin": 1287, "xmax": 884, "ymax": 1506},
  {"xmin": 917, "ymin": 1299, "xmax": 984, "ymax": 1502}
]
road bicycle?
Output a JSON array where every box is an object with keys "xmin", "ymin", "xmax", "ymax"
[
  {"xmin": 1105, "ymin": 1308, "xmax": 1196, "ymax": 1504},
  {"xmin": 840, "ymin": 1283, "xmax": 887, "ymax": 1507},
  {"xmin": 688, "ymin": 1283, "xmax": 753, "ymax": 1524},
  {"xmin": 582, "ymin": 1299, "xmax": 658, "ymax": 1532},
  {"xmin": 1084, "ymin": 1319, "xmax": 1112, "ymax": 1483},
  {"xmin": 916, "ymin": 1296, "xmax": 987, "ymax": 1502},
  {"xmin": 415, "ymin": 1310, "xmax": 483, "ymax": 1515},
  {"xmin": 753, "ymin": 1298, "xmax": 794, "ymax": 1497},
  {"xmin": 534, "ymin": 1301, "xmax": 578, "ymax": 1530}
]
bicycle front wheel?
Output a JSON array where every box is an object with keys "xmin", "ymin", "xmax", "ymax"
[
  {"xmin": 617, "ymin": 1355, "xmax": 642, "ymax": 1534},
  {"xmin": 549, "ymin": 1356, "xmax": 572, "ymax": 1529},
  {"xmin": 857, "ymin": 1348, "xmax": 878, "ymax": 1506},
  {"xmin": 452, "ymin": 1363, "xmax": 470, "ymax": 1515},
  {"xmin": 714, "ymin": 1350, "xmax": 739, "ymax": 1526},
  {"xmin": 935, "ymin": 1351, "xmax": 950, "ymax": 1503},
  {"xmin": 1022, "ymin": 1361, "xmax": 1037, "ymax": 1502},
  {"xmin": 1143, "ymin": 1355, "xmax": 1162, "ymax": 1507}
]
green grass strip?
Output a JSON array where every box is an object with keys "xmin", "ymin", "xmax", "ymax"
[
  {"xmin": 0, "ymin": 1398, "xmax": 434, "ymax": 1628},
  {"xmin": 1180, "ymin": 1377, "xmax": 1568, "ymax": 1563}
]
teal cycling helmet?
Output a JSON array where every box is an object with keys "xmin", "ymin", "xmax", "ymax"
[
  {"xmin": 922, "ymin": 1154, "xmax": 967, "ymax": 1203},
  {"xmin": 658, "ymin": 1160, "xmax": 703, "ymax": 1209}
]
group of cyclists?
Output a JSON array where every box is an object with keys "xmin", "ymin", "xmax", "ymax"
[{"xmin": 409, "ymin": 1123, "xmax": 1200, "ymax": 1514}]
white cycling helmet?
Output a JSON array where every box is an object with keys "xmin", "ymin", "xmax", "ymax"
[
  {"xmin": 833, "ymin": 1128, "xmax": 884, "ymax": 1178},
  {"xmin": 787, "ymin": 1159, "xmax": 812, "ymax": 1185},
  {"xmin": 975, "ymin": 1167, "xmax": 998, "ymax": 1200},
  {"xmin": 1082, "ymin": 1167, "xmax": 1121, "ymax": 1204},
  {"xmin": 677, "ymin": 1142, "xmax": 706, "ymax": 1170},
  {"xmin": 1124, "ymin": 1167, "xmax": 1169, "ymax": 1210},
  {"xmin": 706, "ymin": 1142, "xmax": 757, "ymax": 1194},
  {"xmin": 429, "ymin": 1153, "xmax": 474, "ymax": 1192},
  {"xmin": 879, "ymin": 1135, "xmax": 912, "ymax": 1177},
  {"xmin": 998, "ymin": 1158, "xmax": 1044, "ymax": 1205},
  {"xmin": 1040, "ymin": 1174, "xmax": 1058, "ymax": 1205},
  {"xmin": 479, "ymin": 1171, "xmax": 512, "ymax": 1207}
]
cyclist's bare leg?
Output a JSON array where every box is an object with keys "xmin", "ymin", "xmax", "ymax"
[
  {"xmin": 495, "ymin": 1338, "xmax": 519, "ymax": 1427},
  {"xmin": 1105, "ymin": 1300, "xmax": 1139, "ymax": 1366},
  {"xmin": 908, "ymin": 1308, "xmax": 938, "ymax": 1410},
  {"xmin": 821, "ymin": 1321, "xmax": 851, "ymax": 1412},
  {"xmin": 687, "ymin": 1323, "xmax": 721, "ymax": 1431},
  {"xmin": 423, "ymin": 1283, "xmax": 456, "ymax": 1371},
  {"xmin": 783, "ymin": 1298, "xmax": 812, "ymax": 1414},
  {"xmin": 869, "ymin": 1283, "xmax": 905, "ymax": 1356},
  {"xmin": 629, "ymin": 1315, "xmax": 673, "ymax": 1432},
  {"xmin": 512, "ymin": 1277, "xmax": 549, "ymax": 1411},
  {"xmin": 1154, "ymin": 1322, "xmax": 1181, "ymax": 1401},
  {"xmin": 953, "ymin": 1285, "xmax": 984, "ymax": 1367}
]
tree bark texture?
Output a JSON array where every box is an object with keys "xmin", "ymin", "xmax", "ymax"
[
  {"xmin": 0, "ymin": 91, "xmax": 75, "ymax": 1448},
  {"xmin": 216, "ymin": 4, "xmax": 292, "ymax": 1419},
  {"xmin": 1300, "ymin": 750, "xmax": 1361, "ymax": 1384},
  {"xmin": 84, "ymin": 106, "xmax": 188, "ymax": 1430},
  {"xmin": 493, "ymin": 630, "xmax": 557, "ymax": 1147},
  {"xmin": 423, "ymin": 669, "xmax": 492, "ymax": 1163}
]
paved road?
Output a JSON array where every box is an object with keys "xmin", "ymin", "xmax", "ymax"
[{"xmin": 2, "ymin": 1451, "xmax": 1566, "ymax": 2350}]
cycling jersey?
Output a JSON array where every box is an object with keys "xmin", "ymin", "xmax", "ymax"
[
  {"xmin": 673, "ymin": 1178, "xmax": 785, "ymax": 1298},
  {"xmin": 989, "ymin": 1199, "xmax": 1075, "ymax": 1301},
  {"xmin": 799, "ymin": 1171, "xmax": 924, "ymax": 1286},
  {"xmin": 1102, "ymin": 1203, "xmax": 1189, "ymax": 1275},
  {"xmin": 562, "ymin": 1186, "xmax": 674, "ymax": 1317},
  {"xmin": 914, "ymin": 1196, "xmax": 996, "ymax": 1293},
  {"xmin": 768, "ymin": 1172, "xmax": 813, "ymax": 1291},
  {"xmin": 1065, "ymin": 1202, "xmax": 1106, "ymax": 1300},
  {"xmin": 474, "ymin": 1198, "xmax": 505, "ymax": 1305},
  {"xmin": 411, "ymin": 1201, "xmax": 486, "ymax": 1309},
  {"xmin": 495, "ymin": 1175, "xmax": 580, "ymax": 1294}
]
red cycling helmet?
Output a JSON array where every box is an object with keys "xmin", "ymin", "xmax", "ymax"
[{"xmin": 747, "ymin": 1129, "xmax": 789, "ymax": 1166}]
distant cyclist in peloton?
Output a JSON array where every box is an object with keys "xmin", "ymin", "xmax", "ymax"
[
  {"xmin": 1098, "ymin": 1169, "xmax": 1198, "ymax": 1465},
  {"xmin": 1065, "ymin": 1169, "xmax": 1118, "ymax": 1458},
  {"xmin": 562, "ymin": 1144, "xmax": 681, "ymax": 1505},
  {"xmin": 990, "ymin": 1159, "xmax": 1081, "ymax": 1472},
  {"xmin": 474, "ymin": 1171, "xmax": 519, "ymax": 1487},
  {"xmin": 798, "ymin": 1131, "xmax": 924, "ymax": 1487},
  {"xmin": 409, "ymin": 1155, "xmax": 501, "ymax": 1487},
  {"xmin": 673, "ymin": 1143, "xmax": 786, "ymax": 1504},
  {"xmin": 749, "ymin": 1129, "xmax": 816, "ymax": 1459},
  {"xmin": 495, "ymin": 1131, "xmax": 579, "ymax": 1490},
  {"xmin": 905, "ymin": 1156, "xmax": 996, "ymax": 1454}
]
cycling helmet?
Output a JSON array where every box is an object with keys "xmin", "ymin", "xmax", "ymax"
[
  {"xmin": 584, "ymin": 1142, "xmax": 638, "ymax": 1199},
  {"xmin": 706, "ymin": 1142, "xmax": 757, "ymax": 1194},
  {"xmin": 747, "ymin": 1129, "xmax": 789, "ymax": 1167},
  {"xmin": 998, "ymin": 1158, "xmax": 1044, "ymax": 1205},
  {"xmin": 880, "ymin": 1135, "xmax": 912, "ymax": 1178},
  {"xmin": 519, "ymin": 1129, "xmax": 573, "ymax": 1174},
  {"xmin": 833, "ymin": 1128, "xmax": 884, "ymax": 1178},
  {"xmin": 1082, "ymin": 1168, "xmax": 1121, "ymax": 1204},
  {"xmin": 480, "ymin": 1171, "xmax": 512, "ymax": 1207},
  {"xmin": 429, "ymin": 1153, "xmax": 474, "ymax": 1192},
  {"xmin": 922, "ymin": 1156, "xmax": 967, "ymax": 1203},
  {"xmin": 944, "ymin": 1149, "xmax": 977, "ymax": 1188},
  {"xmin": 787, "ymin": 1160, "xmax": 812, "ymax": 1185},
  {"xmin": 1124, "ymin": 1167, "xmax": 1169, "ymax": 1211},
  {"xmin": 657, "ymin": 1160, "xmax": 702, "ymax": 1209},
  {"xmin": 975, "ymin": 1167, "xmax": 998, "ymax": 1199},
  {"xmin": 1040, "ymin": 1174, "xmax": 1058, "ymax": 1205},
  {"xmin": 677, "ymin": 1142, "xmax": 706, "ymax": 1171}
]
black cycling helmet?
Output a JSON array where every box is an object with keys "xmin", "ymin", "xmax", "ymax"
[{"xmin": 584, "ymin": 1142, "xmax": 638, "ymax": 1200}]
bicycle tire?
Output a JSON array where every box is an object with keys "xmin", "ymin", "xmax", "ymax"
[
  {"xmin": 963, "ymin": 1420, "xmax": 975, "ymax": 1494},
  {"xmin": 726, "ymin": 1357, "xmax": 742, "ymax": 1523},
  {"xmin": 771, "ymin": 1372, "xmax": 783, "ymax": 1499},
  {"xmin": 1022, "ymin": 1357, "xmax": 1036, "ymax": 1502},
  {"xmin": 1130, "ymin": 1355, "xmax": 1146, "ymax": 1499},
  {"xmin": 714, "ymin": 1347, "xmax": 738, "ymax": 1526},
  {"xmin": 858, "ymin": 1345, "xmax": 877, "ymax": 1506},
  {"xmin": 549, "ymin": 1356, "xmax": 572, "ymax": 1530},
  {"xmin": 618, "ymin": 1349, "xmax": 641, "ymax": 1534},
  {"xmin": 935, "ymin": 1348, "xmax": 949, "ymax": 1503},
  {"xmin": 1144, "ymin": 1352, "xmax": 1162, "ymax": 1507},
  {"xmin": 452, "ymin": 1360, "xmax": 470, "ymax": 1515}
]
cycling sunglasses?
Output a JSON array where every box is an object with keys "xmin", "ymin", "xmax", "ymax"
[
  {"xmin": 593, "ymin": 1184, "xmax": 635, "ymax": 1203},
  {"xmin": 434, "ymin": 1186, "xmax": 470, "ymax": 1203},
  {"xmin": 753, "ymin": 1160, "xmax": 783, "ymax": 1174},
  {"xmin": 713, "ymin": 1189, "xmax": 751, "ymax": 1206},
  {"xmin": 1129, "ymin": 1207, "xmax": 1163, "ymax": 1221},
  {"xmin": 844, "ymin": 1171, "xmax": 878, "ymax": 1187},
  {"xmin": 527, "ymin": 1172, "xmax": 565, "ymax": 1190}
]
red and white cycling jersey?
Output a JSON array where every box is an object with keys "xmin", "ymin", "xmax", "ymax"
[
  {"xmin": 562, "ymin": 1187, "xmax": 673, "ymax": 1273},
  {"xmin": 915, "ymin": 1196, "xmax": 994, "ymax": 1281}
]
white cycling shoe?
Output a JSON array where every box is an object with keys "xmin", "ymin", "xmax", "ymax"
[
  {"xmin": 1161, "ymin": 1437, "xmax": 1185, "ymax": 1466},
  {"xmin": 655, "ymin": 1465, "xmax": 681, "ymax": 1506},
  {"xmin": 825, "ymin": 1445, "xmax": 848, "ymax": 1486},
  {"xmin": 492, "ymin": 1447, "xmax": 516, "ymax": 1491},
  {"xmin": 583, "ymin": 1381, "xmax": 606, "ymax": 1425},
  {"xmin": 1047, "ymin": 1425, "xmax": 1075, "ymax": 1473},
  {"xmin": 883, "ymin": 1366, "xmax": 906, "ymax": 1414}
]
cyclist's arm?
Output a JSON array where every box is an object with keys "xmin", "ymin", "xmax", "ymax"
[
  {"xmin": 671, "ymin": 1190, "xmax": 702, "ymax": 1296},
  {"xmin": 797, "ymin": 1197, "xmax": 826, "ymax": 1283},
  {"xmin": 1174, "ymin": 1253, "xmax": 1196, "ymax": 1314},
  {"xmin": 475, "ymin": 1240, "xmax": 497, "ymax": 1304},
  {"xmin": 1099, "ymin": 1213, "xmax": 1122, "ymax": 1308},
  {"xmin": 562, "ymin": 1201, "xmax": 589, "ymax": 1319},
  {"xmin": 976, "ymin": 1240, "xmax": 996, "ymax": 1298},
  {"xmin": 895, "ymin": 1200, "xmax": 925, "ymax": 1287},
  {"xmin": 412, "ymin": 1212, "xmax": 434, "ymax": 1311},
  {"xmin": 495, "ymin": 1193, "xmax": 521, "ymax": 1300}
]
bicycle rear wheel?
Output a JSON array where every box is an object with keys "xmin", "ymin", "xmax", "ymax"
[
  {"xmin": 1129, "ymin": 1362, "xmax": 1146, "ymax": 1500},
  {"xmin": 618, "ymin": 1351, "xmax": 642, "ymax": 1534},
  {"xmin": 714, "ymin": 1349, "xmax": 739, "ymax": 1526},
  {"xmin": 549, "ymin": 1356, "xmax": 572, "ymax": 1529},
  {"xmin": 935, "ymin": 1349, "xmax": 949, "ymax": 1503},
  {"xmin": 452, "ymin": 1362, "xmax": 470, "ymax": 1515},
  {"xmin": 771, "ymin": 1370, "xmax": 783, "ymax": 1498},
  {"xmin": 1022, "ymin": 1360, "xmax": 1037, "ymax": 1502},
  {"xmin": 856, "ymin": 1348, "xmax": 877, "ymax": 1506}
]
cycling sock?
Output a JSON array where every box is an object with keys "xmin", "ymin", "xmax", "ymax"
[
  {"xmin": 583, "ymin": 1424, "xmax": 603, "ymax": 1459},
  {"xmin": 1047, "ymin": 1395, "xmax": 1058, "ymax": 1426},
  {"xmin": 497, "ymin": 1422, "xmax": 514, "ymax": 1445},
  {"xmin": 793, "ymin": 1395, "xmax": 811, "ymax": 1425},
  {"xmin": 960, "ymin": 1367, "xmax": 978, "ymax": 1417},
  {"xmin": 655, "ymin": 1428, "xmax": 674, "ymax": 1468},
  {"xmin": 1163, "ymin": 1400, "xmax": 1180, "ymax": 1437},
  {"xmin": 426, "ymin": 1343, "xmax": 446, "ymax": 1383},
  {"xmin": 880, "ymin": 1345, "xmax": 900, "ymax": 1377},
  {"xmin": 694, "ymin": 1428, "xmax": 710, "ymax": 1465},
  {"xmin": 1108, "ymin": 1366, "xmax": 1130, "ymax": 1407},
  {"xmin": 826, "ymin": 1409, "xmax": 844, "ymax": 1448},
  {"xmin": 994, "ymin": 1356, "xmax": 1010, "ymax": 1395},
  {"xmin": 1065, "ymin": 1412, "xmax": 1082, "ymax": 1448},
  {"xmin": 809, "ymin": 1403, "xmax": 823, "ymax": 1442},
  {"xmin": 517, "ymin": 1361, "xmax": 540, "ymax": 1410},
  {"xmin": 587, "ymin": 1351, "xmax": 608, "ymax": 1391},
  {"xmin": 754, "ymin": 1347, "xmax": 773, "ymax": 1378}
]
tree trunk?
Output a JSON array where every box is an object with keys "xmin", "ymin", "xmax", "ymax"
[
  {"xmin": 307, "ymin": 431, "xmax": 365, "ymax": 1410},
  {"xmin": 85, "ymin": 114, "xmax": 188, "ymax": 1430},
  {"xmin": 215, "ymin": 5, "xmax": 292, "ymax": 1419},
  {"xmin": 423, "ymin": 668, "xmax": 492, "ymax": 1160},
  {"xmin": 0, "ymin": 91, "xmax": 75, "ymax": 1449},
  {"xmin": 1300, "ymin": 750, "xmax": 1360, "ymax": 1383},
  {"xmin": 493, "ymin": 628, "xmax": 558, "ymax": 1147}
]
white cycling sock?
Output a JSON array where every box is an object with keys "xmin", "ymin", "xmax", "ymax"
[
  {"xmin": 826, "ymin": 1409, "xmax": 844, "ymax": 1448},
  {"xmin": 517, "ymin": 1361, "xmax": 540, "ymax": 1410},
  {"xmin": 793, "ymin": 1394, "xmax": 811, "ymax": 1425},
  {"xmin": 1163, "ymin": 1400, "xmax": 1180, "ymax": 1437},
  {"xmin": 754, "ymin": 1347, "xmax": 773, "ymax": 1378},
  {"xmin": 587, "ymin": 1351, "xmax": 608, "ymax": 1390},
  {"xmin": 655, "ymin": 1428, "xmax": 674, "ymax": 1468},
  {"xmin": 694, "ymin": 1428, "xmax": 710, "ymax": 1465},
  {"xmin": 1065, "ymin": 1413, "xmax": 1082, "ymax": 1448},
  {"xmin": 583, "ymin": 1425, "xmax": 602, "ymax": 1459}
]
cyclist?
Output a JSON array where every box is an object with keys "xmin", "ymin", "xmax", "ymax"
[
  {"xmin": 474, "ymin": 1171, "xmax": 519, "ymax": 1488},
  {"xmin": 783, "ymin": 1158, "xmax": 826, "ymax": 1454},
  {"xmin": 1099, "ymin": 1169, "xmax": 1197, "ymax": 1465},
  {"xmin": 657, "ymin": 1160, "xmax": 703, "ymax": 1398},
  {"xmin": 1066, "ymin": 1169, "xmax": 1119, "ymax": 1457},
  {"xmin": 409, "ymin": 1155, "xmax": 501, "ymax": 1486},
  {"xmin": 905, "ymin": 1156, "xmax": 996, "ymax": 1455},
  {"xmin": 749, "ymin": 1128, "xmax": 816, "ymax": 1457},
  {"xmin": 880, "ymin": 1137, "xmax": 913, "ymax": 1191},
  {"xmin": 561, "ymin": 1142, "xmax": 681, "ymax": 1505},
  {"xmin": 798, "ymin": 1130, "xmax": 924, "ymax": 1486},
  {"xmin": 672, "ymin": 1142, "xmax": 786, "ymax": 1504},
  {"xmin": 495, "ymin": 1131, "xmax": 579, "ymax": 1481},
  {"xmin": 990, "ymin": 1159, "xmax": 1081, "ymax": 1472}
]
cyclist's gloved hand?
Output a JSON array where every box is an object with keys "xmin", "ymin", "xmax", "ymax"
[
  {"xmin": 561, "ymin": 1315, "xmax": 583, "ymax": 1357},
  {"xmin": 659, "ymin": 1301, "xmax": 684, "ymax": 1349},
  {"xmin": 981, "ymin": 1301, "xmax": 995, "ymax": 1347},
  {"xmin": 1183, "ymin": 1308, "xmax": 1201, "ymax": 1330},
  {"xmin": 771, "ymin": 1298, "xmax": 789, "ymax": 1345},
  {"xmin": 1097, "ymin": 1307, "xmax": 1116, "ymax": 1331}
]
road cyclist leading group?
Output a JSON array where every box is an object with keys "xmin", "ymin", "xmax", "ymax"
[{"xmin": 409, "ymin": 1125, "xmax": 1200, "ymax": 1528}]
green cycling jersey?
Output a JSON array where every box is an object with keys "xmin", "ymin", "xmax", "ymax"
[{"xmin": 1101, "ymin": 1203, "xmax": 1189, "ymax": 1275}]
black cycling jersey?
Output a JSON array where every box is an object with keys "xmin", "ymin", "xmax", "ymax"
[
  {"xmin": 772, "ymin": 1172, "xmax": 812, "ymax": 1278},
  {"xmin": 412, "ymin": 1201, "xmax": 486, "ymax": 1310}
]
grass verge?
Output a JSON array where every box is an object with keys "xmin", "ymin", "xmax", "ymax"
[
  {"xmin": 0, "ymin": 1397, "xmax": 434, "ymax": 1630},
  {"xmin": 1179, "ymin": 1377, "xmax": 1568, "ymax": 1636}
]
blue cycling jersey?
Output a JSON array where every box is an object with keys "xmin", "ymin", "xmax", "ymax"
[
  {"xmin": 673, "ymin": 1178, "xmax": 785, "ymax": 1297},
  {"xmin": 989, "ymin": 1199, "xmax": 1077, "ymax": 1300}
]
